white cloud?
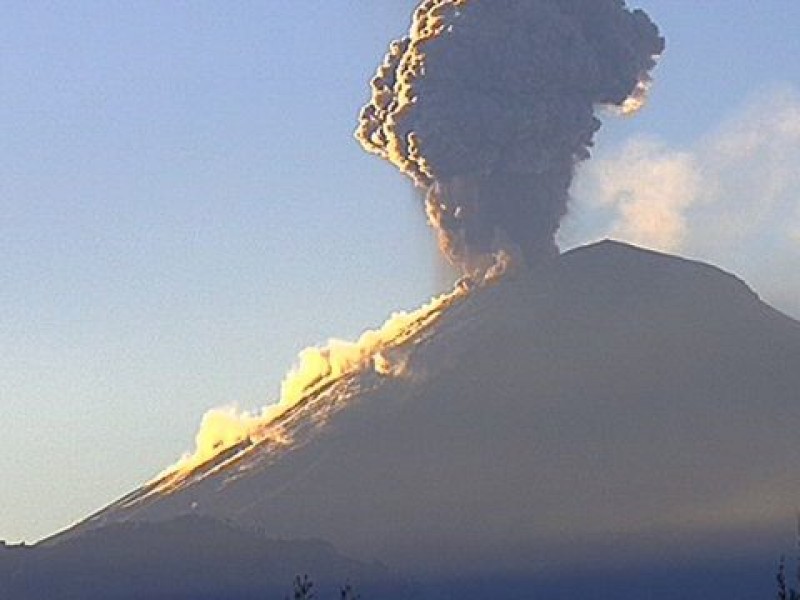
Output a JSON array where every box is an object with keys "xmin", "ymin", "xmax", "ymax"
[
  {"xmin": 587, "ymin": 138, "xmax": 700, "ymax": 251},
  {"xmin": 563, "ymin": 86, "xmax": 800, "ymax": 318}
]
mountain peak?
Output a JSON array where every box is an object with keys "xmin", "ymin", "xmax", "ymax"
[{"xmin": 54, "ymin": 242, "xmax": 800, "ymax": 587}]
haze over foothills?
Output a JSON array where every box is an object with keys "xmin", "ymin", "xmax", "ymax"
[{"xmin": 2, "ymin": 0, "xmax": 800, "ymax": 547}]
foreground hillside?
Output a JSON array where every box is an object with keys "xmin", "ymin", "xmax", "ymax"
[{"xmin": 1, "ymin": 515, "xmax": 393, "ymax": 600}]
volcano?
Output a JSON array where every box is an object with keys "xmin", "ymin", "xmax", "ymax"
[{"xmin": 49, "ymin": 240, "xmax": 800, "ymax": 597}]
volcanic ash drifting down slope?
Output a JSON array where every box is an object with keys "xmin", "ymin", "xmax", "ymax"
[{"xmin": 122, "ymin": 275, "xmax": 486, "ymax": 504}]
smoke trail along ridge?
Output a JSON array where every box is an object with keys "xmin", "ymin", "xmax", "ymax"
[
  {"xmin": 356, "ymin": 0, "xmax": 664, "ymax": 273},
  {"xmin": 152, "ymin": 279, "xmax": 477, "ymax": 492}
]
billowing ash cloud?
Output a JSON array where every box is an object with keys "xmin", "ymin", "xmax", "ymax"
[{"xmin": 357, "ymin": 0, "xmax": 664, "ymax": 272}]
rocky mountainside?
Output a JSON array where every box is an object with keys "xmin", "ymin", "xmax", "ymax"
[{"xmin": 48, "ymin": 241, "xmax": 800, "ymax": 597}]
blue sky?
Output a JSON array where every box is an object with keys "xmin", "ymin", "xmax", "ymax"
[{"xmin": 2, "ymin": 1, "xmax": 799, "ymax": 543}]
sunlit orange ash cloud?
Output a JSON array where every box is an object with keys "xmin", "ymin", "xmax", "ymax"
[{"xmin": 157, "ymin": 267, "xmax": 510, "ymax": 482}]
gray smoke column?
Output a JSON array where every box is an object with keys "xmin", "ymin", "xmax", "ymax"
[{"xmin": 356, "ymin": 0, "xmax": 664, "ymax": 273}]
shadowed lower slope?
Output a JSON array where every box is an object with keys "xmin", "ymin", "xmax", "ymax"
[{"xmin": 1, "ymin": 515, "xmax": 394, "ymax": 600}]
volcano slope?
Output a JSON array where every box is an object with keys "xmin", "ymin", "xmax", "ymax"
[{"xmin": 58, "ymin": 240, "xmax": 800, "ymax": 596}]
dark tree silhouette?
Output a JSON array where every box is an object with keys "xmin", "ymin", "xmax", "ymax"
[
  {"xmin": 777, "ymin": 555, "xmax": 788, "ymax": 600},
  {"xmin": 340, "ymin": 582, "xmax": 360, "ymax": 600},
  {"xmin": 283, "ymin": 575, "xmax": 361, "ymax": 600},
  {"xmin": 289, "ymin": 574, "xmax": 314, "ymax": 600},
  {"xmin": 776, "ymin": 517, "xmax": 800, "ymax": 600}
]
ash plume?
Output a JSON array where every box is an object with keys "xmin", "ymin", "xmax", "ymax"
[{"xmin": 357, "ymin": 0, "xmax": 664, "ymax": 273}]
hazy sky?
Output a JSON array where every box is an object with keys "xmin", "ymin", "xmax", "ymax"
[{"xmin": 2, "ymin": 1, "xmax": 799, "ymax": 543}]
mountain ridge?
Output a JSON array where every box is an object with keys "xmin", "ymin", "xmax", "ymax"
[{"xmin": 47, "ymin": 240, "xmax": 800, "ymax": 592}]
